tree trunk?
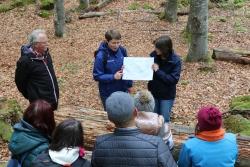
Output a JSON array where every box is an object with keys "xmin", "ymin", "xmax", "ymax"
[
  {"xmin": 186, "ymin": 0, "xmax": 208, "ymax": 62},
  {"xmin": 79, "ymin": 0, "xmax": 89, "ymax": 9},
  {"xmin": 54, "ymin": 0, "xmax": 65, "ymax": 37},
  {"xmin": 165, "ymin": 0, "xmax": 178, "ymax": 22},
  {"xmin": 212, "ymin": 48, "xmax": 250, "ymax": 64},
  {"xmin": 55, "ymin": 106, "xmax": 114, "ymax": 150}
]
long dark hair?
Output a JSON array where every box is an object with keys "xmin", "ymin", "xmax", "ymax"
[
  {"xmin": 23, "ymin": 100, "xmax": 55, "ymax": 136},
  {"xmin": 49, "ymin": 119, "xmax": 84, "ymax": 151},
  {"xmin": 154, "ymin": 35, "xmax": 173, "ymax": 59}
]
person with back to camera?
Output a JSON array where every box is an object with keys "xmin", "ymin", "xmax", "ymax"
[
  {"xmin": 8, "ymin": 100, "xmax": 56, "ymax": 167},
  {"xmin": 178, "ymin": 106, "xmax": 238, "ymax": 167},
  {"xmin": 134, "ymin": 90, "xmax": 174, "ymax": 150},
  {"xmin": 148, "ymin": 35, "xmax": 182, "ymax": 123},
  {"xmin": 93, "ymin": 29, "xmax": 133, "ymax": 110},
  {"xmin": 31, "ymin": 119, "xmax": 90, "ymax": 167},
  {"xmin": 91, "ymin": 91, "xmax": 177, "ymax": 167}
]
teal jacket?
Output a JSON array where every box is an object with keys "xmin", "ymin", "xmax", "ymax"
[
  {"xmin": 178, "ymin": 133, "xmax": 238, "ymax": 167},
  {"xmin": 8, "ymin": 120, "xmax": 50, "ymax": 167}
]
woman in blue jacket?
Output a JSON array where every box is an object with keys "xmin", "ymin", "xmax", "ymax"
[
  {"xmin": 178, "ymin": 106, "xmax": 238, "ymax": 167},
  {"xmin": 8, "ymin": 100, "xmax": 55, "ymax": 167},
  {"xmin": 148, "ymin": 35, "xmax": 181, "ymax": 122},
  {"xmin": 93, "ymin": 29, "xmax": 133, "ymax": 110}
]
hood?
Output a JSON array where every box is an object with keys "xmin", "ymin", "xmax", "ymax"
[
  {"xmin": 49, "ymin": 147, "xmax": 80, "ymax": 165},
  {"xmin": 8, "ymin": 120, "xmax": 49, "ymax": 155},
  {"xmin": 21, "ymin": 44, "xmax": 49, "ymax": 60},
  {"xmin": 21, "ymin": 44, "xmax": 34, "ymax": 57}
]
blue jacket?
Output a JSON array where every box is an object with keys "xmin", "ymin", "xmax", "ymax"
[
  {"xmin": 8, "ymin": 120, "xmax": 50, "ymax": 167},
  {"xmin": 93, "ymin": 42, "xmax": 133, "ymax": 97},
  {"xmin": 148, "ymin": 51, "xmax": 181, "ymax": 100},
  {"xmin": 178, "ymin": 133, "xmax": 238, "ymax": 167},
  {"xmin": 91, "ymin": 128, "xmax": 177, "ymax": 167}
]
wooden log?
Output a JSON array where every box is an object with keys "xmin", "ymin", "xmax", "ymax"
[
  {"xmin": 79, "ymin": 11, "xmax": 105, "ymax": 19},
  {"xmin": 55, "ymin": 106, "xmax": 250, "ymax": 164},
  {"xmin": 79, "ymin": 9, "xmax": 189, "ymax": 19},
  {"xmin": 55, "ymin": 106, "xmax": 114, "ymax": 150},
  {"xmin": 212, "ymin": 48, "xmax": 250, "ymax": 64}
]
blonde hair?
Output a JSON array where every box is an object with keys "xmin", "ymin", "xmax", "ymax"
[{"xmin": 134, "ymin": 90, "xmax": 155, "ymax": 112}]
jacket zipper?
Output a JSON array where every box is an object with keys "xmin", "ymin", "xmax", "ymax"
[{"xmin": 43, "ymin": 60, "xmax": 58, "ymax": 103}]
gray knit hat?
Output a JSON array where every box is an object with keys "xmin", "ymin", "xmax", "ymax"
[
  {"xmin": 106, "ymin": 91, "xmax": 135, "ymax": 125},
  {"xmin": 134, "ymin": 90, "xmax": 155, "ymax": 113}
]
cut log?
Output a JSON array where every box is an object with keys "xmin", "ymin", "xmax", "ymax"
[
  {"xmin": 79, "ymin": 11, "xmax": 105, "ymax": 19},
  {"xmin": 79, "ymin": 9, "xmax": 189, "ymax": 19},
  {"xmin": 55, "ymin": 106, "xmax": 250, "ymax": 164},
  {"xmin": 212, "ymin": 48, "xmax": 250, "ymax": 64},
  {"xmin": 55, "ymin": 106, "xmax": 114, "ymax": 150}
]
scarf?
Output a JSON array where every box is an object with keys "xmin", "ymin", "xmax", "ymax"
[{"xmin": 196, "ymin": 128, "xmax": 225, "ymax": 141}]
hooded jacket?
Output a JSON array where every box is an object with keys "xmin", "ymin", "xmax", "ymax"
[
  {"xmin": 8, "ymin": 120, "xmax": 50, "ymax": 167},
  {"xmin": 93, "ymin": 42, "xmax": 133, "ymax": 98},
  {"xmin": 31, "ymin": 148, "xmax": 91, "ymax": 167},
  {"xmin": 15, "ymin": 45, "xmax": 59, "ymax": 107},
  {"xmin": 148, "ymin": 51, "xmax": 181, "ymax": 100}
]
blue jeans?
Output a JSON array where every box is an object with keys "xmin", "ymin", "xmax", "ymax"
[{"xmin": 154, "ymin": 99, "xmax": 174, "ymax": 123}]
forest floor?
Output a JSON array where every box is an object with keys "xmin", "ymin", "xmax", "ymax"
[{"xmin": 0, "ymin": 0, "xmax": 250, "ymax": 161}]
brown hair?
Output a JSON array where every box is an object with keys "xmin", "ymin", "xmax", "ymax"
[{"xmin": 23, "ymin": 100, "xmax": 56, "ymax": 136}]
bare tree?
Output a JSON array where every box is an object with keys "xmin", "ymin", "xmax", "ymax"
[
  {"xmin": 165, "ymin": 0, "xmax": 178, "ymax": 22},
  {"xmin": 54, "ymin": 0, "xmax": 65, "ymax": 37},
  {"xmin": 186, "ymin": 0, "xmax": 208, "ymax": 62},
  {"xmin": 79, "ymin": 0, "xmax": 89, "ymax": 9}
]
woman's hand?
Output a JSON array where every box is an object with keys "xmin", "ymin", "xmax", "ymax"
[
  {"xmin": 152, "ymin": 63, "xmax": 159, "ymax": 72},
  {"xmin": 114, "ymin": 70, "xmax": 123, "ymax": 80}
]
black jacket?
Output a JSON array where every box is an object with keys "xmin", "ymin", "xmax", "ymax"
[
  {"xmin": 91, "ymin": 128, "xmax": 177, "ymax": 167},
  {"xmin": 31, "ymin": 152, "xmax": 91, "ymax": 167},
  {"xmin": 148, "ymin": 51, "xmax": 181, "ymax": 100},
  {"xmin": 15, "ymin": 45, "xmax": 59, "ymax": 107}
]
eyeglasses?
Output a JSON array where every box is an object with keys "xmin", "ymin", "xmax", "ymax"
[{"xmin": 36, "ymin": 41, "xmax": 48, "ymax": 45}]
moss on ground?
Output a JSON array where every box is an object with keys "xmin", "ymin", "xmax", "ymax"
[
  {"xmin": 0, "ymin": 120, "xmax": 13, "ymax": 141},
  {"xmin": 224, "ymin": 114, "xmax": 250, "ymax": 136},
  {"xmin": 230, "ymin": 95, "xmax": 250, "ymax": 111}
]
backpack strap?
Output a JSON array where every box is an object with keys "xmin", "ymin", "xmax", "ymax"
[{"xmin": 98, "ymin": 46, "xmax": 127, "ymax": 69}]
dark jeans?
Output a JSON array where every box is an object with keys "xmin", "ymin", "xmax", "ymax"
[{"xmin": 100, "ymin": 95, "xmax": 108, "ymax": 111}]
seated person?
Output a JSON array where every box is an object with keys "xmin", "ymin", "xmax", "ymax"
[
  {"xmin": 8, "ymin": 100, "xmax": 55, "ymax": 167},
  {"xmin": 178, "ymin": 106, "xmax": 238, "ymax": 167},
  {"xmin": 91, "ymin": 91, "xmax": 177, "ymax": 167},
  {"xmin": 31, "ymin": 119, "xmax": 90, "ymax": 167},
  {"xmin": 134, "ymin": 90, "xmax": 174, "ymax": 150}
]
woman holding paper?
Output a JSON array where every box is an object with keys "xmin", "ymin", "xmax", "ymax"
[{"xmin": 148, "ymin": 35, "xmax": 182, "ymax": 123}]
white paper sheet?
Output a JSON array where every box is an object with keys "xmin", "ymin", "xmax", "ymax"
[{"xmin": 123, "ymin": 57, "xmax": 154, "ymax": 80}]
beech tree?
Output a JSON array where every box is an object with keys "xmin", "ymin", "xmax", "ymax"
[
  {"xmin": 186, "ymin": 0, "xmax": 209, "ymax": 61},
  {"xmin": 165, "ymin": 0, "xmax": 178, "ymax": 22},
  {"xmin": 54, "ymin": 0, "xmax": 65, "ymax": 37}
]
